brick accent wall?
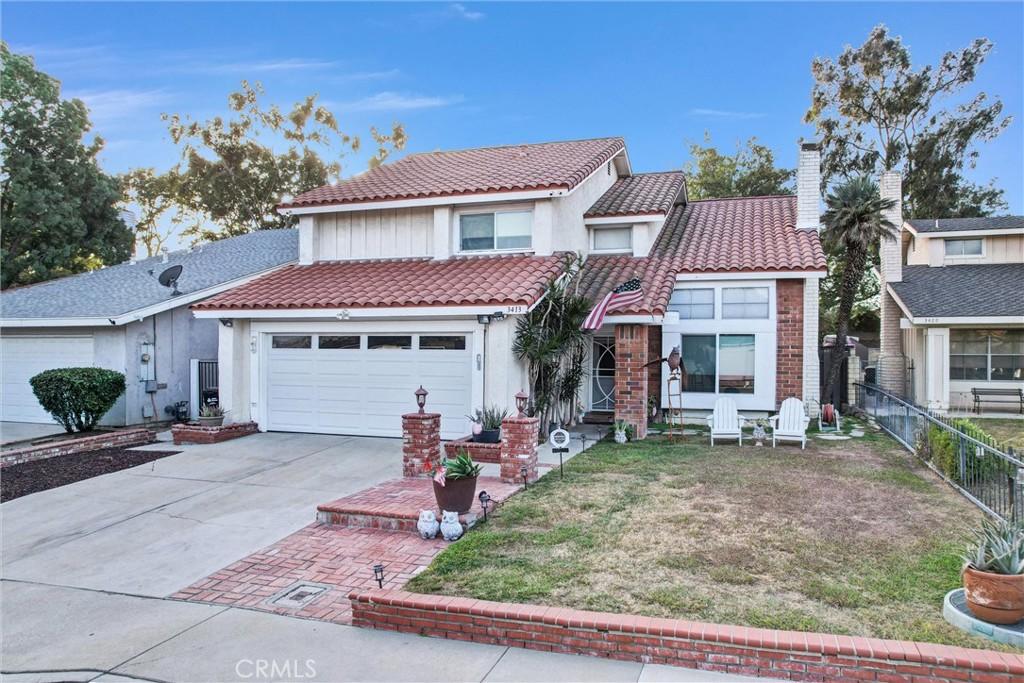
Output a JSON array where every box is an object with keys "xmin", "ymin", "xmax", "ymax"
[
  {"xmin": 402, "ymin": 413, "xmax": 441, "ymax": 478},
  {"xmin": 647, "ymin": 324, "xmax": 662, "ymax": 415},
  {"xmin": 614, "ymin": 324, "xmax": 649, "ymax": 440},
  {"xmin": 171, "ymin": 421, "xmax": 259, "ymax": 445},
  {"xmin": 443, "ymin": 436, "xmax": 502, "ymax": 464},
  {"xmin": 878, "ymin": 171, "xmax": 907, "ymax": 394},
  {"xmin": 1, "ymin": 428, "xmax": 155, "ymax": 468},
  {"xmin": 499, "ymin": 416, "xmax": 538, "ymax": 484},
  {"xmin": 776, "ymin": 280, "xmax": 804, "ymax": 409},
  {"xmin": 350, "ymin": 590, "xmax": 1022, "ymax": 683}
]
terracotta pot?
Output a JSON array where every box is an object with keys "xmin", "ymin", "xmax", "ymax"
[
  {"xmin": 433, "ymin": 475, "xmax": 478, "ymax": 514},
  {"xmin": 475, "ymin": 429, "xmax": 500, "ymax": 444},
  {"xmin": 962, "ymin": 566, "xmax": 1024, "ymax": 625}
]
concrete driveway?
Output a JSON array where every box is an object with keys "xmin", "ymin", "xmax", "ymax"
[
  {"xmin": 1, "ymin": 432, "xmax": 766, "ymax": 683},
  {"xmin": 1, "ymin": 421, "xmax": 65, "ymax": 446}
]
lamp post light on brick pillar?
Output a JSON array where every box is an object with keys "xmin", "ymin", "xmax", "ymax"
[
  {"xmin": 515, "ymin": 390, "xmax": 529, "ymax": 418},
  {"xmin": 415, "ymin": 386, "xmax": 428, "ymax": 414}
]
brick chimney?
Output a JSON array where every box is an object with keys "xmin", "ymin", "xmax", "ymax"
[
  {"xmin": 796, "ymin": 142, "xmax": 821, "ymax": 231},
  {"xmin": 878, "ymin": 172, "xmax": 903, "ymax": 283}
]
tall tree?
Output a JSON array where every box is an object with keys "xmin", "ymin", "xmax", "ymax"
[
  {"xmin": 806, "ymin": 25, "xmax": 1011, "ymax": 218},
  {"xmin": 683, "ymin": 134, "xmax": 794, "ymax": 200},
  {"xmin": 820, "ymin": 176, "xmax": 897, "ymax": 403},
  {"xmin": 118, "ymin": 168, "xmax": 196, "ymax": 257},
  {"xmin": 162, "ymin": 81, "xmax": 407, "ymax": 240},
  {"xmin": 1, "ymin": 43, "xmax": 132, "ymax": 288}
]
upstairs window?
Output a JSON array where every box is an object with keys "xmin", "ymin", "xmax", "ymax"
[
  {"xmin": 722, "ymin": 287, "xmax": 769, "ymax": 319},
  {"xmin": 945, "ymin": 238, "xmax": 983, "ymax": 256},
  {"xmin": 592, "ymin": 226, "xmax": 632, "ymax": 252},
  {"xmin": 669, "ymin": 289, "xmax": 714, "ymax": 319},
  {"xmin": 459, "ymin": 210, "xmax": 532, "ymax": 251}
]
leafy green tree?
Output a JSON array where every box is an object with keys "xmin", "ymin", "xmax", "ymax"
[
  {"xmin": 820, "ymin": 176, "xmax": 897, "ymax": 403},
  {"xmin": 163, "ymin": 81, "xmax": 407, "ymax": 240},
  {"xmin": 118, "ymin": 168, "xmax": 198, "ymax": 257},
  {"xmin": 683, "ymin": 134, "xmax": 794, "ymax": 200},
  {"xmin": 806, "ymin": 25, "xmax": 1011, "ymax": 218},
  {"xmin": 1, "ymin": 44, "xmax": 132, "ymax": 288}
]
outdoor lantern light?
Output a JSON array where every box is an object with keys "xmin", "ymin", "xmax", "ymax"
[
  {"xmin": 520, "ymin": 464, "xmax": 529, "ymax": 488},
  {"xmin": 373, "ymin": 563, "xmax": 385, "ymax": 588},
  {"xmin": 476, "ymin": 313, "xmax": 491, "ymax": 325},
  {"xmin": 478, "ymin": 490, "xmax": 492, "ymax": 522},
  {"xmin": 414, "ymin": 386, "xmax": 428, "ymax": 414},
  {"xmin": 515, "ymin": 390, "xmax": 529, "ymax": 417}
]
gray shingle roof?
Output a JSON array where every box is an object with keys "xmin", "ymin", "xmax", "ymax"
[
  {"xmin": 889, "ymin": 264, "xmax": 1024, "ymax": 319},
  {"xmin": 906, "ymin": 216, "xmax": 1024, "ymax": 233},
  {"xmin": 1, "ymin": 229, "xmax": 297, "ymax": 321}
]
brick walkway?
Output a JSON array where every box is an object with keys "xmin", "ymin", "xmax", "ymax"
[{"xmin": 171, "ymin": 523, "xmax": 443, "ymax": 625}]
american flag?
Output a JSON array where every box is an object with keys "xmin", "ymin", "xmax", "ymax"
[{"xmin": 582, "ymin": 277, "xmax": 644, "ymax": 330}]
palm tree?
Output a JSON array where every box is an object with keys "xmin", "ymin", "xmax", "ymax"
[{"xmin": 821, "ymin": 176, "xmax": 897, "ymax": 404}]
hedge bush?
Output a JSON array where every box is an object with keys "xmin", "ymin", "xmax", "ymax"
[{"xmin": 29, "ymin": 367, "xmax": 126, "ymax": 433}]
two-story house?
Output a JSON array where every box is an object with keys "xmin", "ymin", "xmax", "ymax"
[
  {"xmin": 877, "ymin": 195, "xmax": 1024, "ymax": 412},
  {"xmin": 194, "ymin": 137, "xmax": 826, "ymax": 439}
]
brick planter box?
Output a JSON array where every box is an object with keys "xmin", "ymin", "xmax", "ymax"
[
  {"xmin": 1, "ymin": 427, "xmax": 155, "ymax": 468},
  {"xmin": 443, "ymin": 436, "xmax": 502, "ymax": 464},
  {"xmin": 349, "ymin": 590, "xmax": 1022, "ymax": 682},
  {"xmin": 171, "ymin": 421, "xmax": 259, "ymax": 445}
]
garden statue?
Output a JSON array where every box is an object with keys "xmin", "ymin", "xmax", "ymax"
[
  {"xmin": 753, "ymin": 420, "xmax": 767, "ymax": 446},
  {"xmin": 440, "ymin": 510, "xmax": 463, "ymax": 541},
  {"xmin": 417, "ymin": 510, "xmax": 439, "ymax": 539}
]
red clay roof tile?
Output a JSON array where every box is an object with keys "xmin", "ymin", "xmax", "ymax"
[
  {"xmin": 192, "ymin": 254, "xmax": 568, "ymax": 311},
  {"xmin": 282, "ymin": 138, "xmax": 625, "ymax": 209},
  {"xmin": 584, "ymin": 172, "xmax": 686, "ymax": 218}
]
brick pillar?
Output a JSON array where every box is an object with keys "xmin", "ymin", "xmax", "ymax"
[
  {"xmin": 878, "ymin": 171, "xmax": 906, "ymax": 395},
  {"xmin": 775, "ymin": 280, "xmax": 805, "ymax": 408},
  {"xmin": 614, "ymin": 324, "xmax": 649, "ymax": 440},
  {"xmin": 402, "ymin": 413, "xmax": 441, "ymax": 478},
  {"xmin": 499, "ymin": 416, "xmax": 539, "ymax": 484}
]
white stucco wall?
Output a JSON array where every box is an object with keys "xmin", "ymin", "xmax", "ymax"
[
  {"xmin": 906, "ymin": 233, "xmax": 1024, "ymax": 267},
  {"xmin": 551, "ymin": 161, "xmax": 620, "ymax": 254}
]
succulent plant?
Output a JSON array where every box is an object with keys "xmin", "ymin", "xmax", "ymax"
[
  {"xmin": 962, "ymin": 518, "xmax": 1024, "ymax": 576},
  {"xmin": 443, "ymin": 450, "xmax": 483, "ymax": 480},
  {"xmin": 199, "ymin": 404, "xmax": 225, "ymax": 418}
]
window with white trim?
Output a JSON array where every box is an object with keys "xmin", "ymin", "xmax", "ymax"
[
  {"xmin": 950, "ymin": 330, "xmax": 1024, "ymax": 381},
  {"xmin": 944, "ymin": 238, "xmax": 983, "ymax": 256},
  {"xmin": 721, "ymin": 287, "xmax": 769, "ymax": 319},
  {"xmin": 669, "ymin": 288, "xmax": 714, "ymax": 319},
  {"xmin": 459, "ymin": 210, "xmax": 532, "ymax": 251},
  {"xmin": 592, "ymin": 226, "xmax": 632, "ymax": 252},
  {"xmin": 679, "ymin": 334, "xmax": 756, "ymax": 394}
]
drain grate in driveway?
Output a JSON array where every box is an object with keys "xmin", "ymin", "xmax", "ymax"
[{"xmin": 268, "ymin": 582, "xmax": 331, "ymax": 609}]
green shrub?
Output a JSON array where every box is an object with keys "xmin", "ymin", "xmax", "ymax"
[
  {"xmin": 927, "ymin": 426, "xmax": 958, "ymax": 481},
  {"xmin": 29, "ymin": 367, "xmax": 126, "ymax": 433}
]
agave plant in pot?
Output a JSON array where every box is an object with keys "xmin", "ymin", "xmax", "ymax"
[
  {"xmin": 468, "ymin": 406, "xmax": 508, "ymax": 444},
  {"xmin": 961, "ymin": 518, "xmax": 1024, "ymax": 625},
  {"xmin": 431, "ymin": 450, "xmax": 483, "ymax": 514},
  {"xmin": 198, "ymin": 404, "xmax": 226, "ymax": 427}
]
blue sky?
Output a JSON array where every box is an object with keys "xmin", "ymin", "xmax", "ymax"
[{"xmin": 5, "ymin": 1, "xmax": 1023, "ymax": 219}]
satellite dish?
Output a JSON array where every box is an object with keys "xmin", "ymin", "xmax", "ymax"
[{"xmin": 157, "ymin": 265, "xmax": 183, "ymax": 296}]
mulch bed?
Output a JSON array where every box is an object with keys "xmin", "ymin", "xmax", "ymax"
[{"xmin": 1, "ymin": 446, "xmax": 180, "ymax": 502}]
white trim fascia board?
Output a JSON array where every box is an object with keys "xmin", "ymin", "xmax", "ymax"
[
  {"xmin": 1, "ymin": 263, "xmax": 295, "ymax": 328},
  {"xmin": 886, "ymin": 284, "xmax": 1023, "ymax": 325},
  {"xmin": 584, "ymin": 214, "xmax": 664, "ymax": 225},
  {"xmin": 675, "ymin": 270, "xmax": 826, "ymax": 282},
  {"xmin": 903, "ymin": 225, "xmax": 1024, "ymax": 239},
  {"xmin": 603, "ymin": 314, "xmax": 664, "ymax": 324},
  {"xmin": 885, "ymin": 285, "xmax": 916, "ymax": 321},
  {"xmin": 194, "ymin": 304, "xmax": 529, "ymax": 320},
  {"xmin": 278, "ymin": 189, "xmax": 567, "ymax": 216}
]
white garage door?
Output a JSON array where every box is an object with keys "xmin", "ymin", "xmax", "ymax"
[
  {"xmin": 1, "ymin": 335, "xmax": 95, "ymax": 423},
  {"xmin": 265, "ymin": 333, "xmax": 472, "ymax": 439}
]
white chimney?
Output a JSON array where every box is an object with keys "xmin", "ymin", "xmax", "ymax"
[
  {"xmin": 879, "ymin": 171, "xmax": 903, "ymax": 284},
  {"xmin": 796, "ymin": 141, "xmax": 821, "ymax": 231}
]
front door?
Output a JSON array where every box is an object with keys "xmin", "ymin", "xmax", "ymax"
[{"xmin": 590, "ymin": 335, "xmax": 615, "ymax": 412}]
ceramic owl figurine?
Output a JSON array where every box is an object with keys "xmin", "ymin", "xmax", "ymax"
[
  {"xmin": 439, "ymin": 510, "xmax": 463, "ymax": 541},
  {"xmin": 417, "ymin": 509, "xmax": 440, "ymax": 539}
]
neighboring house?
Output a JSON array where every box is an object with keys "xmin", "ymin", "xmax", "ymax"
[
  {"xmin": 877, "ymin": 206, "xmax": 1024, "ymax": 412},
  {"xmin": 0, "ymin": 229, "xmax": 297, "ymax": 426},
  {"xmin": 195, "ymin": 137, "xmax": 826, "ymax": 440}
]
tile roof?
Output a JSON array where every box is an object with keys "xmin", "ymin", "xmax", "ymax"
[
  {"xmin": 1, "ymin": 229, "xmax": 298, "ymax": 320},
  {"xmin": 650, "ymin": 195, "xmax": 826, "ymax": 273},
  {"xmin": 584, "ymin": 172, "xmax": 686, "ymax": 218},
  {"xmin": 193, "ymin": 253, "xmax": 568, "ymax": 311},
  {"xmin": 282, "ymin": 137, "xmax": 625, "ymax": 209},
  {"xmin": 906, "ymin": 216, "xmax": 1024, "ymax": 233},
  {"xmin": 889, "ymin": 264, "xmax": 1024, "ymax": 319},
  {"xmin": 576, "ymin": 256, "xmax": 678, "ymax": 317}
]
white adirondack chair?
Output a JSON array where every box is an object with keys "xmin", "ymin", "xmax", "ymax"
[
  {"xmin": 769, "ymin": 397, "xmax": 811, "ymax": 449},
  {"xmin": 706, "ymin": 397, "xmax": 746, "ymax": 446}
]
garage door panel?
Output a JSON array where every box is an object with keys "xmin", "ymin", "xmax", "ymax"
[{"xmin": 1, "ymin": 336, "xmax": 95, "ymax": 423}]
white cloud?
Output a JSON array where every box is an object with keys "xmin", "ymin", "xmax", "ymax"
[
  {"xmin": 65, "ymin": 88, "xmax": 176, "ymax": 124},
  {"xmin": 688, "ymin": 108, "xmax": 766, "ymax": 120},
  {"xmin": 331, "ymin": 91, "xmax": 464, "ymax": 112},
  {"xmin": 182, "ymin": 58, "xmax": 341, "ymax": 75},
  {"xmin": 448, "ymin": 3, "xmax": 485, "ymax": 21}
]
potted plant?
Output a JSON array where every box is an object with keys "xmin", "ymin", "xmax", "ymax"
[
  {"xmin": 961, "ymin": 518, "xmax": 1024, "ymax": 625},
  {"xmin": 198, "ymin": 404, "xmax": 226, "ymax": 427},
  {"xmin": 466, "ymin": 410, "xmax": 484, "ymax": 440},
  {"xmin": 431, "ymin": 450, "xmax": 483, "ymax": 514},
  {"xmin": 471, "ymin": 405, "xmax": 508, "ymax": 444}
]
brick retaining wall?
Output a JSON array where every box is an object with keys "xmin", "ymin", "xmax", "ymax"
[
  {"xmin": 1, "ymin": 428, "xmax": 155, "ymax": 468},
  {"xmin": 171, "ymin": 421, "xmax": 259, "ymax": 445},
  {"xmin": 443, "ymin": 436, "xmax": 502, "ymax": 464},
  {"xmin": 349, "ymin": 590, "xmax": 1022, "ymax": 682}
]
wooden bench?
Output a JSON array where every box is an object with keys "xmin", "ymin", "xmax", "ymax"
[{"xmin": 971, "ymin": 387, "xmax": 1024, "ymax": 414}]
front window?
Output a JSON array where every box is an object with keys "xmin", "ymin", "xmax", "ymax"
[
  {"xmin": 680, "ymin": 335, "xmax": 716, "ymax": 392},
  {"xmin": 951, "ymin": 330, "xmax": 1024, "ymax": 381},
  {"xmin": 680, "ymin": 334, "xmax": 756, "ymax": 394},
  {"xmin": 945, "ymin": 239, "xmax": 983, "ymax": 256},
  {"xmin": 459, "ymin": 210, "xmax": 532, "ymax": 251},
  {"xmin": 722, "ymin": 287, "xmax": 769, "ymax": 319},
  {"xmin": 592, "ymin": 226, "xmax": 632, "ymax": 251},
  {"xmin": 669, "ymin": 289, "xmax": 714, "ymax": 319}
]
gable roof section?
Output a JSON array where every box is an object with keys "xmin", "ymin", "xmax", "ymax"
[
  {"xmin": 281, "ymin": 137, "xmax": 625, "ymax": 209},
  {"xmin": 889, "ymin": 264, "xmax": 1024, "ymax": 319},
  {"xmin": 906, "ymin": 216, "xmax": 1024, "ymax": 233},
  {"xmin": 1, "ymin": 229, "xmax": 298, "ymax": 323},
  {"xmin": 577, "ymin": 255, "xmax": 678, "ymax": 317},
  {"xmin": 192, "ymin": 253, "xmax": 568, "ymax": 311},
  {"xmin": 650, "ymin": 195, "xmax": 826, "ymax": 273},
  {"xmin": 584, "ymin": 172, "xmax": 685, "ymax": 218}
]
